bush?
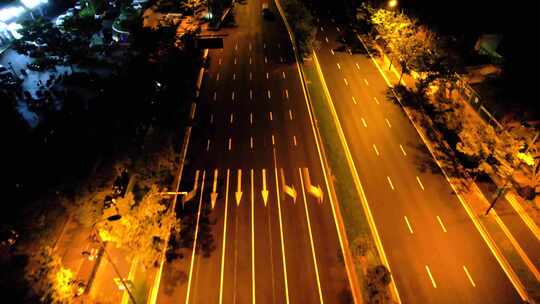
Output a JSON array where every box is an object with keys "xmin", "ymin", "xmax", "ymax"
[{"xmin": 366, "ymin": 265, "xmax": 391, "ymax": 304}]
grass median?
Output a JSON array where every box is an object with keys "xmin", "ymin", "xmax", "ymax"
[{"xmin": 302, "ymin": 58, "xmax": 384, "ymax": 299}]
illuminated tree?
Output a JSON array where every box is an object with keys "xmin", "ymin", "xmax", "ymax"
[
  {"xmin": 27, "ymin": 246, "xmax": 76, "ymax": 304},
  {"xmin": 97, "ymin": 186, "xmax": 180, "ymax": 269},
  {"xmin": 283, "ymin": 0, "xmax": 318, "ymax": 58}
]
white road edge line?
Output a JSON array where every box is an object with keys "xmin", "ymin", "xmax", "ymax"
[
  {"xmin": 218, "ymin": 170, "xmax": 230, "ymax": 304},
  {"xmin": 273, "ymin": 149, "xmax": 290, "ymax": 303},
  {"xmin": 251, "ymin": 169, "xmax": 256, "ymax": 304}
]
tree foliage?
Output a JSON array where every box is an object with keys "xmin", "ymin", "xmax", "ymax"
[{"xmin": 283, "ymin": 0, "xmax": 318, "ymax": 58}]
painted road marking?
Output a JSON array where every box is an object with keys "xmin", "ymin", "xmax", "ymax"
[
  {"xmin": 273, "ymin": 149, "xmax": 290, "ymax": 303},
  {"xmin": 235, "ymin": 42, "xmax": 238, "ymax": 51},
  {"xmin": 218, "ymin": 170, "xmax": 230, "ymax": 304},
  {"xmin": 264, "ymin": 43, "xmax": 266, "ymax": 49},
  {"xmin": 289, "ymin": 110, "xmax": 293, "ymax": 120},
  {"xmin": 216, "ymin": 73, "xmax": 220, "ymax": 81},
  {"xmin": 404, "ymin": 216, "xmax": 413, "ymax": 234},
  {"xmin": 249, "ymin": 42, "xmax": 252, "ymax": 51},
  {"xmin": 416, "ymin": 176, "xmax": 425, "ymax": 191},
  {"xmin": 229, "ymin": 113, "xmax": 234, "ymax": 124},
  {"xmin": 425, "ymin": 266, "xmax": 437, "ymax": 288},
  {"xmin": 374, "ymin": 97, "xmax": 380, "ymax": 104},
  {"xmin": 337, "ymin": 63, "xmax": 341, "ymax": 70},
  {"xmin": 250, "ymin": 169, "xmax": 256, "ymax": 304},
  {"xmin": 320, "ymin": 26, "xmax": 324, "ymax": 32},
  {"xmin": 285, "ymin": 89, "xmax": 289, "ymax": 99},
  {"xmin": 385, "ymin": 118, "xmax": 392, "ymax": 128},
  {"xmin": 265, "ymin": 56, "xmax": 268, "ymax": 63},
  {"xmin": 249, "ymin": 56, "xmax": 252, "ymax": 64},
  {"xmin": 219, "ymin": 58, "xmax": 222, "ymax": 65},
  {"xmin": 269, "ymin": 112, "xmax": 273, "ymax": 121},
  {"xmin": 235, "ymin": 169, "xmax": 242, "ymax": 206},
  {"xmin": 325, "ymin": 36, "xmax": 329, "ymax": 43},
  {"xmin": 293, "ymin": 135, "xmax": 297, "ymax": 147},
  {"xmin": 250, "ymin": 89, "xmax": 253, "ymax": 100},
  {"xmin": 280, "ymin": 56, "xmax": 283, "ymax": 63},
  {"xmin": 437, "ymin": 216, "xmax": 447, "ymax": 233},
  {"xmin": 210, "ymin": 114, "xmax": 214, "ymax": 124},
  {"xmin": 250, "ymin": 72, "xmax": 253, "ymax": 80},
  {"xmin": 361, "ymin": 118, "xmax": 367, "ymax": 128},
  {"xmin": 234, "ymin": 57, "xmax": 237, "ymax": 65},
  {"xmin": 463, "ymin": 266, "xmax": 476, "ymax": 287},
  {"xmin": 298, "ymin": 168, "xmax": 324, "ymax": 303},
  {"xmin": 372, "ymin": 144, "xmax": 379, "ymax": 156},
  {"xmin": 233, "ymin": 73, "xmax": 236, "ymax": 80},
  {"xmin": 228, "ymin": 138, "xmax": 232, "ymax": 151},
  {"xmin": 190, "ymin": 102, "xmax": 196, "ymax": 119},
  {"xmin": 387, "ymin": 176, "xmax": 394, "ymax": 190},
  {"xmin": 356, "ymin": 62, "xmax": 360, "ymax": 70},
  {"xmin": 272, "ymin": 135, "xmax": 275, "ymax": 146},
  {"xmin": 282, "ymin": 71, "xmax": 286, "ymax": 79},
  {"xmin": 352, "ymin": 96, "xmax": 357, "ymax": 104},
  {"xmin": 266, "ymin": 72, "xmax": 269, "ymax": 79},
  {"xmin": 330, "ymin": 49, "xmax": 335, "ymax": 55},
  {"xmin": 213, "ymin": 92, "xmax": 217, "ymax": 101},
  {"xmin": 336, "ymin": 26, "xmax": 341, "ymax": 32},
  {"xmin": 344, "ymin": 78, "xmax": 348, "ymax": 86},
  {"xmin": 267, "ymin": 90, "xmax": 271, "ymax": 100},
  {"xmin": 250, "ymin": 137, "xmax": 253, "ymax": 149},
  {"xmin": 363, "ymin": 78, "xmax": 369, "ymax": 86},
  {"xmin": 232, "ymin": 91, "xmax": 235, "ymax": 101},
  {"xmin": 399, "ymin": 144, "xmax": 407, "ymax": 156},
  {"xmin": 206, "ymin": 139, "xmax": 210, "ymax": 152},
  {"xmin": 261, "ymin": 169, "xmax": 269, "ymax": 206},
  {"xmin": 210, "ymin": 169, "xmax": 218, "ymax": 209},
  {"xmin": 185, "ymin": 170, "xmax": 206, "ymax": 304},
  {"xmin": 250, "ymin": 113, "xmax": 253, "ymax": 125}
]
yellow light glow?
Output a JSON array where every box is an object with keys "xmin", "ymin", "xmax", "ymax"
[{"xmin": 388, "ymin": 0, "xmax": 398, "ymax": 8}]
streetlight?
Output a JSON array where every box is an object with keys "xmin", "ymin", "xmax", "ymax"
[{"xmin": 388, "ymin": 0, "xmax": 398, "ymax": 8}]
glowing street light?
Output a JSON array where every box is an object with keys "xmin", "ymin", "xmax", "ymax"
[{"xmin": 388, "ymin": 0, "xmax": 398, "ymax": 8}]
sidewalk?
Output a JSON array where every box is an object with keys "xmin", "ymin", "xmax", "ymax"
[{"xmin": 357, "ymin": 33, "xmax": 540, "ymax": 302}]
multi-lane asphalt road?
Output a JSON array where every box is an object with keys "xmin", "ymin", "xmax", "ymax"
[
  {"xmin": 156, "ymin": 0, "xmax": 352, "ymax": 303},
  {"xmin": 308, "ymin": 1, "xmax": 525, "ymax": 303}
]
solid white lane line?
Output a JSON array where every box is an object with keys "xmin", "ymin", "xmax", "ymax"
[
  {"xmin": 216, "ymin": 73, "xmax": 220, "ymax": 81},
  {"xmin": 282, "ymin": 71, "xmax": 286, "ymax": 79},
  {"xmin": 298, "ymin": 168, "xmax": 325, "ymax": 303},
  {"xmin": 352, "ymin": 96, "xmax": 357, "ymax": 104},
  {"xmin": 272, "ymin": 135, "xmax": 275, "ymax": 146},
  {"xmin": 206, "ymin": 139, "xmax": 210, "ymax": 152},
  {"xmin": 372, "ymin": 144, "xmax": 379, "ymax": 156},
  {"xmin": 289, "ymin": 110, "xmax": 293, "ymax": 120},
  {"xmin": 330, "ymin": 49, "xmax": 335, "ymax": 55},
  {"xmin": 266, "ymin": 72, "xmax": 269, "ymax": 79},
  {"xmin": 210, "ymin": 114, "xmax": 214, "ymax": 124},
  {"xmin": 250, "ymin": 89, "xmax": 253, "ymax": 100},
  {"xmin": 250, "ymin": 113, "xmax": 253, "ymax": 125},
  {"xmin": 269, "ymin": 112, "xmax": 273, "ymax": 121},
  {"xmin": 273, "ymin": 150, "xmax": 290, "ymax": 304},
  {"xmin": 251, "ymin": 169, "xmax": 256, "ymax": 304},
  {"xmin": 374, "ymin": 97, "xmax": 380, "ymax": 104},
  {"xmin": 404, "ymin": 216, "xmax": 413, "ymax": 234},
  {"xmin": 437, "ymin": 216, "xmax": 447, "ymax": 233},
  {"xmin": 228, "ymin": 138, "xmax": 232, "ymax": 151},
  {"xmin": 399, "ymin": 144, "xmax": 407, "ymax": 156},
  {"xmin": 293, "ymin": 136, "xmax": 297, "ymax": 147},
  {"xmin": 267, "ymin": 90, "xmax": 271, "ymax": 100},
  {"xmin": 425, "ymin": 265, "xmax": 437, "ymax": 288},
  {"xmin": 364, "ymin": 78, "xmax": 369, "ymax": 86},
  {"xmin": 385, "ymin": 118, "xmax": 392, "ymax": 128},
  {"xmin": 285, "ymin": 89, "xmax": 289, "ymax": 99},
  {"xmin": 213, "ymin": 92, "xmax": 217, "ymax": 101},
  {"xmin": 232, "ymin": 91, "xmax": 235, "ymax": 101},
  {"xmin": 185, "ymin": 171, "xmax": 206, "ymax": 304},
  {"xmin": 387, "ymin": 176, "xmax": 394, "ymax": 190},
  {"xmin": 230, "ymin": 113, "xmax": 234, "ymax": 124},
  {"xmin": 337, "ymin": 63, "xmax": 341, "ymax": 70},
  {"xmin": 463, "ymin": 266, "xmax": 476, "ymax": 287},
  {"xmin": 344, "ymin": 78, "xmax": 348, "ymax": 86},
  {"xmin": 218, "ymin": 170, "xmax": 230, "ymax": 304},
  {"xmin": 416, "ymin": 176, "xmax": 425, "ymax": 191},
  {"xmin": 355, "ymin": 62, "xmax": 360, "ymax": 70},
  {"xmin": 361, "ymin": 118, "xmax": 367, "ymax": 128},
  {"xmin": 325, "ymin": 36, "xmax": 329, "ymax": 43}
]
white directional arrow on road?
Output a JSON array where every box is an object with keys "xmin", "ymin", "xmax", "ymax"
[
  {"xmin": 182, "ymin": 170, "xmax": 200, "ymax": 204},
  {"xmin": 210, "ymin": 169, "xmax": 218, "ymax": 209},
  {"xmin": 280, "ymin": 168, "xmax": 297, "ymax": 203},
  {"xmin": 261, "ymin": 169, "xmax": 269, "ymax": 206},
  {"xmin": 235, "ymin": 169, "xmax": 243, "ymax": 206},
  {"xmin": 302, "ymin": 167, "xmax": 323, "ymax": 203}
]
